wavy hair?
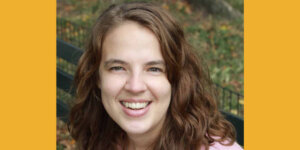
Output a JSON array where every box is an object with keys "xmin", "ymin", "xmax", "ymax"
[{"xmin": 69, "ymin": 2, "xmax": 236, "ymax": 150}]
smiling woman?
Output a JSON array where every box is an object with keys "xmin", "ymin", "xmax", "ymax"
[
  {"xmin": 99, "ymin": 21, "xmax": 172, "ymax": 142},
  {"xmin": 68, "ymin": 2, "xmax": 242, "ymax": 150}
]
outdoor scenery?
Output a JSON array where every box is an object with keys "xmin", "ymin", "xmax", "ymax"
[{"xmin": 57, "ymin": 0, "xmax": 244, "ymax": 149}]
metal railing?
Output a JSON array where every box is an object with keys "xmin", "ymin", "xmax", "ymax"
[{"xmin": 215, "ymin": 84, "xmax": 244, "ymax": 116}]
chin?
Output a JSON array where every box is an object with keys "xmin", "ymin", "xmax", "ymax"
[{"xmin": 121, "ymin": 122, "xmax": 151, "ymax": 135}]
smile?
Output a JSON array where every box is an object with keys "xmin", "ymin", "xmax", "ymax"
[
  {"xmin": 120, "ymin": 100, "xmax": 152, "ymax": 117},
  {"xmin": 121, "ymin": 101, "xmax": 151, "ymax": 110}
]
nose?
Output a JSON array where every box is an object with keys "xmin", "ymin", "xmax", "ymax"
[{"xmin": 124, "ymin": 72, "xmax": 147, "ymax": 93}]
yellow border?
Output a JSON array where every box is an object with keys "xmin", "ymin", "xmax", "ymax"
[
  {"xmin": 1, "ymin": 0, "xmax": 300, "ymax": 149},
  {"xmin": 0, "ymin": 0, "xmax": 56, "ymax": 149},
  {"xmin": 245, "ymin": 0, "xmax": 300, "ymax": 149}
]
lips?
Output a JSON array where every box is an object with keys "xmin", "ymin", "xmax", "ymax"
[{"xmin": 120, "ymin": 99, "xmax": 152, "ymax": 117}]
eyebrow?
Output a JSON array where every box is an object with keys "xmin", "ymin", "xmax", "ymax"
[
  {"xmin": 104, "ymin": 59, "xmax": 165, "ymax": 67},
  {"xmin": 145, "ymin": 60, "xmax": 165, "ymax": 66},
  {"xmin": 104, "ymin": 59, "xmax": 127, "ymax": 67}
]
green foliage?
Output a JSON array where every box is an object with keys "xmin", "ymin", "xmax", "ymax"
[{"xmin": 183, "ymin": 18, "xmax": 244, "ymax": 93}]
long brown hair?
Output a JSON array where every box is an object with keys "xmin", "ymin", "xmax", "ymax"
[{"xmin": 69, "ymin": 2, "xmax": 236, "ymax": 150}]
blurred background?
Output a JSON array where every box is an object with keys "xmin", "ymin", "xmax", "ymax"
[{"xmin": 57, "ymin": 0, "xmax": 244, "ymax": 149}]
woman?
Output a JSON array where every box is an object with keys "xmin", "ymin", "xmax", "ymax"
[{"xmin": 69, "ymin": 2, "xmax": 243, "ymax": 150}]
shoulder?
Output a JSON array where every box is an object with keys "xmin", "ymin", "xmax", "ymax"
[{"xmin": 207, "ymin": 141, "xmax": 243, "ymax": 150}]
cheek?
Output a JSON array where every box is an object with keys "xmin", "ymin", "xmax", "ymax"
[
  {"xmin": 146, "ymin": 76, "xmax": 172, "ymax": 100},
  {"xmin": 100, "ymin": 73, "xmax": 126, "ymax": 99}
]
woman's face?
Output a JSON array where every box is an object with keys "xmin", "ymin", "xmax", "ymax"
[{"xmin": 99, "ymin": 21, "xmax": 172, "ymax": 136}]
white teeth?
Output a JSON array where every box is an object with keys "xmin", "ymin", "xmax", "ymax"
[{"xmin": 121, "ymin": 102, "xmax": 149, "ymax": 109}]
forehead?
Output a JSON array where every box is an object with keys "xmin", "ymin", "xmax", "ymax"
[{"xmin": 101, "ymin": 21, "xmax": 163, "ymax": 62}]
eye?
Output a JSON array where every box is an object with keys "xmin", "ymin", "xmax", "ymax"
[
  {"xmin": 109, "ymin": 66, "xmax": 125, "ymax": 71},
  {"xmin": 148, "ymin": 67, "xmax": 163, "ymax": 73}
]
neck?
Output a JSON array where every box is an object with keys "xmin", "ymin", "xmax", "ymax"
[{"xmin": 127, "ymin": 134, "xmax": 155, "ymax": 150}]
